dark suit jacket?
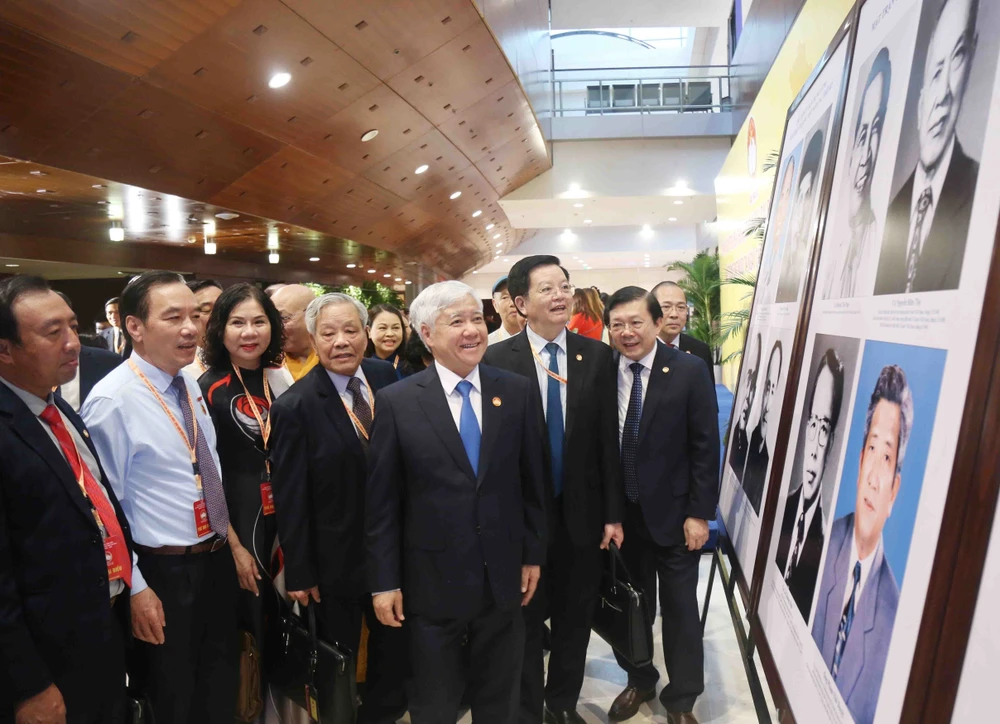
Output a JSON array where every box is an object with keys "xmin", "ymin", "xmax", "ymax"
[
  {"xmin": 812, "ymin": 513, "xmax": 899, "ymax": 724},
  {"xmin": 482, "ymin": 329, "xmax": 623, "ymax": 547},
  {"xmin": 269, "ymin": 358, "xmax": 397, "ymax": 596},
  {"xmin": 742, "ymin": 424, "xmax": 769, "ymax": 515},
  {"xmin": 874, "ymin": 141, "xmax": 978, "ymax": 295},
  {"xmin": 774, "ymin": 485, "xmax": 824, "ymax": 621},
  {"xmin": 100, "ymin": 327, "xmax": 126, "ymax": 357},
  {"xmin": 678, "ymin": 333, "xmax": 714, "ymax": 375},
  {"xmin": 78, "ymin": 346, "xmax": 123, "ymax": 406},
  {"xmin": 728, "ymin": 424, "xmax": 749, "ymax": 483},
  {"xmin": 628, "ymin": 343, "xmax": 720, "ymax": 546},
  {"xmin": 366, "ymin": 363, "xmax": 547, "ymax": 620},
  {"xmin": 0, "ymin": 383, "xmax": 133, "ymax": 713}
]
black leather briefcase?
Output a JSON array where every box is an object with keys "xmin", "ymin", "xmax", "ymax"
[
  {"xmin": 592, "ymin": 542, "xmax": 654, "ymax": 668},
  {"xmin": 267, "ymin": 601, "xmax": 358, "ymax": 723}
]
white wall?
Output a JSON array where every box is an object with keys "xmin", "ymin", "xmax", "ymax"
[{"xmin": 551, "ymin": 0, "xmax": 733, "ymax": 31}]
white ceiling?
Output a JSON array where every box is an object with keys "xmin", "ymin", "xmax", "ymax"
[{"xmin": 551, "ymin": 0, "xmax": 734, "ymax": 31}]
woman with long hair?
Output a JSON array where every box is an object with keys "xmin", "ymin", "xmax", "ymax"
[
  {"xmin": 569, "ymin": 286, "xmax": 604, "ymax": 340},
  {"xmin": 366, "ymin": 303, "xmax": 410, "ymax": 378},
  {"xmin": 198, "ymin": 283, "xmax": 294, "ymax": 722}
]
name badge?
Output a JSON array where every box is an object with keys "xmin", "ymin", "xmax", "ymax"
[
  {"xmin": 104, "ymin": 535, "xmax": 129, "ymax": 582},
  {"xmin": 193, "ymin": 499, "xmax": 212, "ymax": 537},
  {"xmin": 261, "ymin": 482, "xmax": 275, "ymax": 516}
]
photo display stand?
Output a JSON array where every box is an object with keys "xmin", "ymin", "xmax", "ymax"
[{"xmin": 725, "ymin": 0, "xmax": 1000, "ymax": 722}]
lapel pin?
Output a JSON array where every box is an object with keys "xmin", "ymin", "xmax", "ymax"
[
  {"xmin": 82, "ymin": 430, "xmax": 90, "ymax": 438},
  {"xmin": 685, "ymin": 350, "xmax": 691, "ymax": 354},
  {"xmin": 662, "ymin": 366, "xmax": 670, "ymax": 374},
  {"xmin": 492, "ymin": 397, "xmax": 502, "ymax": 407},
  {"xmin": 576, "ymin": 354, "xmax": 583, "ymax": 361}
]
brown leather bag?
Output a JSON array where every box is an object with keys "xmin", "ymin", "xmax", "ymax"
[{"xmin": 236, "ymin": 629, "xmax": 264, "ymax": 722}]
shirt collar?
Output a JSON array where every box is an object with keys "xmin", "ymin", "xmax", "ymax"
[
  {"xmin": 129, "ymin": 350, "xmax": 177, "ymax": 393},
  {"xmin": 619, "ymin": 342, "xmax": 659, "ymax": 374},
  {"xmin": 434, "ymin": 361, "xmax": 481, "ymax": 396},
  {"xmin": 525, "ymin": 324, "xmax": 567, "ymax": 355},
  {"xmin": 914, "ymin": 135, "xmax": 955, "ymax": 221},
  {"xmin": 848, "ymin": 528, "xmax": 882, "ymax": 590},
  {"xmin": 326, "ymin": 365, "xmax": 369, "ymax": 396},
  {"xmin": 0, "ymin": 374, "xmax": 53, "ymax": 416}
]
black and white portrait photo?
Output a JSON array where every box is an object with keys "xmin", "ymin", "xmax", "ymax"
[
  {"xmin": 742, "ymin": 338, "xmax": 784, "ymax": 515},
  {"xmin": 728, "ymin": 330, "xmax": 761, "ymax": 483}
]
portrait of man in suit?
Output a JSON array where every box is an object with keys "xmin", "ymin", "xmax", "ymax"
[
  {"xmin": 775, "ymin": 126, "xmax": 826, "ymax": 304},
  {"xmin": 811, "ymin": 365, "xmax": 912, "ymax": 724},
  {"xmin": 728, "ymin": 331, "xmax": 761, "ymax": 483},
  {"xmin": 825, "ymin": 47, "xmax": 892, "ymax": 300},
  {"xmin": 742, "ymin": 340, "xmax": 783, "ymax": 516},
  {"xmin": 775, "ymin": 348, "xmax": 846, "ymax": 621},
  {"xmin": 759, "ymin": 154, "xmax": 798, "ymax": 303},
  {"xmin": 874, "ymin": 0, "xmax": 980, "ymax": 295}
]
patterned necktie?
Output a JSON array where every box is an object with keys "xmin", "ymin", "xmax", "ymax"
[
  {"xmin": 171, "ymin": 376, "xmax": 229, "ymax": 537},
  {"xmin": 622, "ymin": 362, "xmax": 643, "ymax": 503},
  {"xmin": 905, "ymin": 187, "xmax": 934, "ymax": 293},
  {"xmin": 346, "ymin": 376, "xmax": 372, "ymax": 436},
  {"xmin": 40, "ymin": 405, "xmax": 132, "ymax": 587},
  {"xmin": 832, "ymin": 561, "xmax": 863, "ymax": 679},
  {"xmin": 456, "ymin": 380, "xmax": 480, "ymax": 474},
  {"xmin": 545, "ymin": 342, "xmax": 565, "ymax": 497},
  {"xmin": 786, "ymin": 507, "xmax": 807, "ymax": 580}
]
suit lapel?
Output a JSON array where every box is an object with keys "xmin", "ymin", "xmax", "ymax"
[
  {"xmin": 416, "ymin": 367, "xmax": 477, "ymax": 481},
  {"xmin": 837, "ymin": 547, "xmax": 886, "ymax": 701},
  {"xmin": 821, "ymin": 519, "xmax": 854, "ymax": 660},
  {"xmin": 477, "ymin": 367, "xmax": 502, "ymax": 488},
  {"xmin": 510, "ymin": 330, "xmax": 548, "ymax": 442},
  {"xmin": 314, "ymin": 367, "xmax": 365, "ymax": 458},
  {"xmin": 564, "ymin": 332, "xmax": 584, "ymax": 444},
  {"xmin": 637, "ymin": 343, "xmax": 674, "ymax": 444}
]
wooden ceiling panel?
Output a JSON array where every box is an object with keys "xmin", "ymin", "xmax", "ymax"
[
  {"xmin": 292, "ymin": 176, "xmax": 410, "ymax": 240},
  {"xmin": 476, "ymin": 125, "xmax": 548, "ymax": 193},
  {"xmin": 361, "ymin": 128, "xmax": 471, "ymax": 201},
  {"xmin": 439, "ymin": 80, "xmax": 536, "ymax": 163},
  {"xmin": 0, "ymin": 0, "xmax": 241, "ymax": 77},
  {"xmin": 356, "ymin": 203, "xmax": 438, "ymax": 250},
  {"xmin": 283, "ymin": 0, "xmax": 481, "ymax": 81},
  {"xmin": 295, "ymin": 84, "xmax": 433, "ymax": 175},
  {"xmin": 0, "ymin": 23, "xmax": 134, "ymax": 161},
  {"xmin": 386, "ymin": 23, "xmax": 516, "ymax": 126}
]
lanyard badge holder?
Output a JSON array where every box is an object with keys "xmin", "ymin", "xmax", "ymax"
[{"xmin": 233, "ymin": 366, "xmax": 276, "ymax": 515}]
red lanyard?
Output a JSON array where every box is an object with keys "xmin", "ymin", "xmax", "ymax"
[{"xmin": 232, "ymin": 365, "xmax": 273, "ymax": 470}]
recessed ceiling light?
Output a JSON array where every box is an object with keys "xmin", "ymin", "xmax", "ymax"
[
  {"xmin": 367, "ymin": 268, "xmax": 377, "ymax": 274},
  {"xmin": 346, "ymin": 263, "xmax": 357, "ymax": 269},
  {"xmin": 36, "ymin": 189, "xmax": 48, "ymax": 194},
  {"xmin": 269, "ymin": 252, "xmax": 280, "ymax": 264},
  {"xmin": 674, "ymin": 200, "xmax": 683, "ymax": 205},
  {"xmin": 573, "ymin": 203, "xmax": 584, "ymax": 208},
  {"xmin": 361, "ymin": 129, "xmax": 379, "ymax": 142},
  {"xmin": 584, "ymin": 219, "xmax": 592, "ymax": 224},
  {"xmin": 309, "ymin": 257, "xmax": 320, "ymax": 262},
  {"xmin": 204, "ymin": 240, "xmax": 217, "ymax": 255},
  {"xmin": 29, "ymin": 170, "xmax": 47, "ymax": 176},
  {"xmin": 450, "ymin": 191, "xmax": 462, "ymax": 199},
  {"xmin": 404, "ymin": 280, "xmax": 412, "ymax": 285},
  {"xmin": 109, "ymin": 223, "xmax": 124, "ymax": 242},
  {"xmin": 5, "ymin": 264, "xmax": 19, "ymax": 268},
  {"xmin": 564, "ymin": 228, "xmax": 572, "ymax": 234},
  {"xmin": 568, "ymin": 183, "xmax": 581, "ymax": 193},
  {"xmin": 496, "ymin": 242, "xmax": 503, "ymax": 247},
  {"xmin": 203, "ymin": 220, "xmax": 216, "ymax": 236},
  {"xmin": 675, "ymin": 179, "xmax": 687, "ymax": 189},
  {"xmin": 493, "ymin": 233, "xmax": 501, "ymax": 239},
  {"xmin": 414, "ymin": 164, "xmax": 429, "ymax": 174},
  {"xmin": 395, "ymin": 277, "xmax": 402, "ymax": 282},
  {"xmin": 485, "ymin": 223, "xmax": 495, "ymax": 230},
  {"xmin": 668, "ymin": 216, "xmax": 677, "ymax": 221},
  {"xmin": 383, "ymin": 273, "xmax": 391, "ymax": 278},
  {"xmin": 503, "ymin": 258, "xmax": 509, "ymax": 263},
  {"xmin": 640, "ymin": 224, "xmax": 654, "ymax": 239},
  {"xmin": 472, "ymin": 210, "xmax": 482, "ymax": 218},
  {"xmin": 472, "ymin": 270, "xmax": 478, "ymax": 274},
  {"xmin": 215, "ymin": 212, "xmax": 239, "ymax": 220},
  {"xmin": 92, "ymin": 184, "xmax": 106, "ymax": 189},
  {"xmin": 268, "ymin": 72, "xmax": 291, "ymax": 89}
]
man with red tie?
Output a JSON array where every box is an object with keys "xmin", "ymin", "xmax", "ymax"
[{"xmin": 0, "ymin": 275, "xmax": 134, "ymax": 724}]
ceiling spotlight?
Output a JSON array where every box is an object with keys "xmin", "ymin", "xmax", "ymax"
[
  {"xmin": 346, "ymin": 263, "xmax": 357, "ymax": 269},
  {"xmin": 269, "ymin": 252, "xmax": 280, "ymax": 264},
  {"xmin": 204, "ymin": 240, "xmax": 217, "ymax": 255},
  {"xmin": 404, "ymin": 280, "xmax": 412, "ymax": 285},
  {"xmin": 29, "ymin": 170, "xmax": 47, "ymax": 176},
  {"xmin": 564, "ymin": 228, "xmax": 572, "ymax": 234},
  {"xmin": 493, "ymin": 233, "xmax": 501, "ymax": 239},
  {"xmin": 496, "ymin": 242, "xmax": 503, "ymax": 247},
  {"xmin": 367, "ymin": 269, "xmax": 377, "ymax": 274},
  {"xmin": 675, "ymin": 179, "xmax": 688, "ymax": 189},
  {"xmin": 267, "ymin": 227, "xmax": 279, "ymax": 250},
  {"xmin": 573, "ymin": 203, "xmax": 583, "ymax": 208},
  {"xmin": 36, "ymin": 189, "xmax": 48, "ymax": 194},
  {"xmin": 450, "ymin": 191, "xmax": 462, "ymax": 200},
  {"xmin": 568, "ymin": 183, "xmax": 581, "ymax": 193},
  {"xmin": 414, "ymin": 164, "xmax": 429, "ymax": 175},
  {"xmin": 472, "ymin": 210, "xmax": 482, "ymax": 218},
  {"xmin": 109, "ymin": 222, "xmax": 124, "ymax": 242},
  {"xmin": 215, "ymin": 212, "xmax": 239, "ymax": 220},
  {"xmin": 268, "ymin": 72, "xmax": 291, "ymax": 89},
  {"xmin": 395, "ymin": 277, "xmax": 402, "ymax": 282},
  {"xmin": 584, "ymin": 219, "xmax": 592, "ymax": 224},
  {"xmin": 674, "ymin": 200, "xmax": 683, "ymax": 205},
  {"xmin": 640, "ymin": 224, "xmax": 654, "ymax": 239},
  {"xmin": 361, "ymin": 129, "xmax": 379, "ymax": 142},
  {"xmin": 309, "ymin": 257, "xmax": 320, "ymax": 262},
  {"xmin": 92, "ymin": 184, "xmax": 106, "ymax": 189},
  {"xmin": 485, "ymin": 223, "xmax": 495, "ymax": 230},
  {"xmin": 668, "ymin": 216, "xmax": 677, "ymax": 221},
  {"xmin": 4, "ymin": 264, "xmax": 19, "ymax": 268},
  {"xmin": 383, "ymin": 273, "xmax": 391, "ymax": 278},
  {"xmin": 203, "ymin": 220, "xmax": 217, "ymax": 237}
]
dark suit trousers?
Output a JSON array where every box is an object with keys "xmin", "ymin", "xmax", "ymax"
[
  {"xmin": 521, "ymin": 505, "xmax": 603, "ymax": 719},
  {"xmin": 315, "ymin": 592, "xmax": 408, "ymax": 724},
  {"xmin": 409, "ymin": 572, "xmax": 524, "ymax": 724},
  {"xmin": 130, "ymin": 546, "xmax": 239, "ymax": 724},
  {"xmin": 614, "ymin": 504, "xmax": 703, "ymax": 713}
]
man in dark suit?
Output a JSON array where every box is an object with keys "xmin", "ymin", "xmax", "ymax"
[
  {"xmin": 874, "ymin": 0, "xmax": 980, "ymax": 295},
  {"xmin": 270, "ymin": 292, "xmax": 406, "ymax": 723},
  {"xmin": 651, "ymin": 281, "xmax": 713, "ymax": 374},
  {"xmin": 367, "ymin": 280, "xmax": 547, "ymax": 724},
  {"xmin": 774, "ymin": 348, "xmax": 845, "ymax": 621},
  {"xmin": 728, "ymin": 331, "xmax": 761, "ymax": 483},
  {"xmin": 99, "ymin": 297, "xmax": 126, "ymax": 357},
  {"xmin": 603, "ymin": 287, "xmax": 719, "ymax": 724},
  {"xmin": 812, "ymin": 364, "xmax": 909, "ymax": 724},
  {"xmin": 742, "ymin": 340, "xmax": 782, "ymax": 515},
  {"xmin": 483, "ymin": 256, "xmax": 623, "ymax": 724},
  {"xmin": 50, "ymin": 292, "xmax": 122, "ymax": 412},
  {"xmin": 0, "ymin": 276, "xmax": 133, "ymax": 724}
]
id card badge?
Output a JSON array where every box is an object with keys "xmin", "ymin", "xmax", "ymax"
[
  {"xmin": 103, "ymin": 534, "xmax": 129, "ymax": 582},
  {"xmin": 193, "ymin": 499, "xmax": 212, "ymax": 537},
  {"xmin": 261, "ymin": 482, "xmax": 275, "ymax": 516},
  {"xmin": 304, "ymin": 684, "xmax": 319, "ymax": 721}
]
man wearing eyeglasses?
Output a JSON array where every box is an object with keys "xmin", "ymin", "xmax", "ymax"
[
  {"xmin": 774, "ymin": 348, "xmax": 845, "ymax": 620},
  {"xmin": 484, "ymin": 255, "xmax": 623, "ymax": 724},
  {"xmin": 271, "ymin": 284, "xmax": 319, "ymax": 381},
  {"xmin": 651, "ymin": 282, "xmax": 713, "ymax": 374}
]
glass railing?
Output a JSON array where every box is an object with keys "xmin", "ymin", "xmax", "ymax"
[{"xmin": 553, "ymin": 66, "xmax": 733, "ymax": 117}]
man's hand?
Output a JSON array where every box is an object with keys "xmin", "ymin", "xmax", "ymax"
[
  {"xmin": 521, "ymin": 565, "xmax": 541, "ymax": 606},
  {"xmin": 373, "ymin": 591, "xmax": 405, "ymax": 627},
  {"xmin": 15, "ymin": 684, "xmax": 66, "ymax": 724},
  {"xmin": 683, "ymin": 517, "xmax": 710, "ymax": 551},
  {"xmin": 131, "ymin": 587, "xmax": 166, "ymax": 645},
  {"xmin": 600, "ymin": 522, "xmax": 624, "ymax": 550},
  {"xmin": 288, "ymin": 587, "xmax": 321, "ymax": 607},
  {"xmin": 232, "ymin": 543, "xmax": 261, "ymax": 596}
]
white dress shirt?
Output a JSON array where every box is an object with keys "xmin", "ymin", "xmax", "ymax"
[
  {"xmin": 525, "ymin": 324, "xmax": 567, "ymax": 426},
  {"xmin": 841, "ymin": 533, "xmax": 881, "ymax": 614},
  {"xmin": 81, "ymin": 352, "xmax": 224, "ymax": 595},
  {"xmin": 488, "ymin": 324, "xmax": 515, "ymax": 346},
  {"xmin": 0, "ymin": 375, "xmax": 124, "ymax": 597},
  {"xmin": 327, "ymin": 366, "xmax": 372, "ymax": 437},
  {"xmin": 907, "ymin": 136, "xmax": 954, "ymax": 263},
  {"xmin": 784, "ymin": 486, "xmax": 821, "ymax": 578},
  {"xmin": 616, "ymin": 342, "xmax": 658, "ymax": 443},
  {"xmin": 434, "ymin": 361, "xmax": 483, "ymax": 432},
  {"xmin": 61, "ymin": 365, "xmax": 82, "ymax": 412}
]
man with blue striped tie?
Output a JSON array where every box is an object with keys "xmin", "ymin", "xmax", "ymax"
[{"xmin": 367, "ymin": 281, "xmax": 547, "ymax": 724}]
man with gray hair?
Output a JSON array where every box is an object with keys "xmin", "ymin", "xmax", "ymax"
[
  {"xmin": 367, "ymin": 280, "xmax": 547, "ymax": 724},
  {"xmin": 269, "ymin": 292, "xmax": 407, "ymax": 723},
  {"xmin": 811, "ymin": 364, "xmax": 912, "ymax": 723}
]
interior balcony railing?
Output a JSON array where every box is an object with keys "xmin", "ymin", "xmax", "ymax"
[{"xmin": 553, "ymin": 66, "xmax": 733, "ymax": 117}]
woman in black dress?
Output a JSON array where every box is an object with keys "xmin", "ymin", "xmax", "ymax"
[{"xmin": 199, "ymin": 283, "xmax": 294, "ymax": 722}]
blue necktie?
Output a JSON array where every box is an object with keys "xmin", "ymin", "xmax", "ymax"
[
  {"xmin": 456, "ymin": 380, "xmax": 480, "ymax": 475},
  {"xmin": 832, "ymin": 561, "xmax": 862, "ymax": 679},
  {"xmin": 545, "ymin": 342, "xmax": 565, "ymax": 497},
  {"xmin": 622, "ymin": 362, "xmax": 643, "ymax": 503}
]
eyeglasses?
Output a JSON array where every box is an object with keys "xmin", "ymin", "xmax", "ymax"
[
  {"xmin": 659, "ymin": 303, "xmax": 688, "ymax": 314},
  {"xmin": 609, "ymin": 319, "xmax": 648, "ymax": 334},
  {"xmin": 806, "ymin": 414, "xmax": 831, "ymax": 447},
  {"xmin": 533, "ymin": 283, "xmax": 574, "ymax": 299}
]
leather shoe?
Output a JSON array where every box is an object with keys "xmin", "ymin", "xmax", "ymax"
[
  {"xmin": 667, "ymin": 712, "xmax": 699, "ymax": 724},
  {"xmin": 607, "ymin": 685, "xmax": 655, "ymax": 722},
  {"xmin": 544, "ymin": 707, "xmax": 587, "ymax": 724}
]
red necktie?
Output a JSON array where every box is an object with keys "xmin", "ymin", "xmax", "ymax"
[{"xmin": 40, "ymin": 404, "xmax": 132, "ymax": 587}]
